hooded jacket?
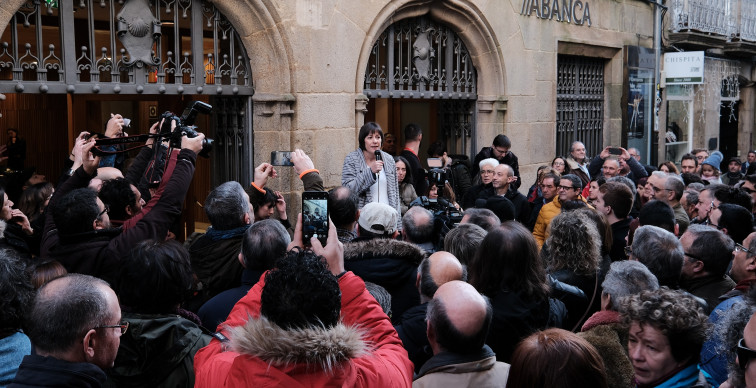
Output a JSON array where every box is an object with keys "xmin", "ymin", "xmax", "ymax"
[
  {"xmin": 105, "ymin": 313, "xmax": 211, "ymax": 388},
  {"xmin": 344, "ymin": 238, "xmax": 426, "ymax": 324},
  {"xmin": 193, "ymin": 271, "xmax": 414, "ymax": 387}
]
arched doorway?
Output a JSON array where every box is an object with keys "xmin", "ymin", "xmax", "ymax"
[
  {"xmin": 362, "ymin": 15, "xmax": 477, "ymax": 168},
  {"xmin": 0, "ymin": 0, "xmax": 255, "ymax": 230}
]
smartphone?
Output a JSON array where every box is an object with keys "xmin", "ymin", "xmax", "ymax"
[
  {"xmin": 427, "ymin": 158, "xmax": 443, "ymax": 168},
  {"xmin": 608, "ymin": 147, "xmax": 622, "ymax": 155},
  {"xmin": 302, "ymin": 191, "xmax": 329, "ymax": 246},
  {"xmin": 271, "ymin": 151, "xmax": 294, "ymax": 166}
]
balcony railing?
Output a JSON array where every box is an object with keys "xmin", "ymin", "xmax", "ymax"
[
  {"xmin": 670, "ymin": 0, "xmax": 756, "ymax": 43},
  {"xmin": 670, "ymin": 0, "xmax": 730, "ymax": 36}
]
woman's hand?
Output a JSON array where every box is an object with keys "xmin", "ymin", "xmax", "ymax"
[
  {"xmin": 370, "ymin": 159, "xmax": 384, "ymax": 175},
  {"xmin": 11, "ymin": 210, "xmax": 32, "ymax": 235},
  {"xmin": 275, "ymin": 191, "xmax": 287, "ymax": 221}
]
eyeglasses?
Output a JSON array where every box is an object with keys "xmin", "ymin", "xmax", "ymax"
[
  {"xmin": 93, "ymin": 321, "xmax": 129, "ymax": 335},
  {"xmin": 98, "ymin": 205, "xmax": 109, "ymax": 218},
  {"xmin": 703, "ymin": 218, "xmax": 725, "ymax": 230},
  {"xmin": 735, "ymin": 243, "xmax": 756, "ymax": 256},
  {"xmin": 624, "ymin": 246, "xmax": 632, "ymax": 258},
  {"xmin": 684, "ymin": 251, "xmax": 701, "ymax": 262},
  {"xmin": 553, "ymin": 161, "xmax": 565, "ymax": 166},
  {"xmin": 738, "ymin": 339, "xmax": 756, "ymax": 370},
  {"xmin": 558, "ymin": 185, "xmax": 575, "ymax": 191}
]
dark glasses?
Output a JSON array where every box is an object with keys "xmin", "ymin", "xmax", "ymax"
[{"xmin": 738, "ymin": 338, "xmax": 756, "ymax": 370}]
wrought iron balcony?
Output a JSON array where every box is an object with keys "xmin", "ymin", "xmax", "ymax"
[{"xmin": 668, "ymin": 0, "xmax": 756, "ymax": 55}]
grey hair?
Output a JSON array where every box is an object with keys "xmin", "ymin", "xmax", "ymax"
[
  {"xmin": 478, "ymin": 158, "xmax": 499, "ymax": 170},
  {"xmin": 607, "ymin": 175, "xmax": 637, "ymax": 196},
  {"xmin": 25, "ymin": 274, "xmax": 112, "ymax": 354},
  {"xmin": 241, "ymin": 219, "xmax": 291, "ymax": 271},
  {"xmin": 601, "ymin": 260, "xmax": 659, "ymax": 311},
  {"xmin": 664, "ymin": 174, "xmax": 685, "ymax": 201},
  {"xmin": 365, "ymin": 281, "xmax": 392, "ymax": 318},
  {"xmin": 444, "ymin": 223, "xmax": 487, "ymax": 266},
  {"xmin": 650, "ymin": 170, "xmax": 668, "ymax": 180},
  {"xmin": 683, "ymin": 189, "xmax": 700, "ymax": 207},
  {"xmin": 631, "ymin": 225, "xmax": 683, "ymax": 288},
  {"xmin": 403, "ymin": 206, "xmax": 435, "ymax": 244},
  {"xmin": 205, "ymin": 181, "xmax": 250, "ymax": 230}
]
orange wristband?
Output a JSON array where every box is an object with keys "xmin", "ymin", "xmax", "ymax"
[
  {"xmin": 298, "ymin": 169, "xmax": 319, "ymax": 179},
  {"xmin": 250, "ymin": 182, "xmax": 265, "ymax": 193}
]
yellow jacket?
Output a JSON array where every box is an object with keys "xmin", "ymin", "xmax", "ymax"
[{"xmin": 532, "ymin": 195, "xmax": 590, "ymax": 248}]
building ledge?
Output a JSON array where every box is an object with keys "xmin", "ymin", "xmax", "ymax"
[{"xmin": 668, "ymin": 31, "xmax": 728, "ymax": 50}]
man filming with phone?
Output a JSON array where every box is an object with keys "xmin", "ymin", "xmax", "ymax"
[{"xmin": 588, "ymin": 146, "xmax": 648, "ymax": 185}]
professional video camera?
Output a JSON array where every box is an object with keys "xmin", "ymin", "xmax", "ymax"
[
  {"xmin": 91, "ymin": 101, "xmax": 214, "ymax": 158},
  {"xmin": 158, "ymin": 101, "xmax": 214, "ymax": 158}
]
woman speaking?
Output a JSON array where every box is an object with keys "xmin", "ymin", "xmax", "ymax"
[{"xmin": 342, "ymin": 122, "xmax": 401, "ymax": 229}]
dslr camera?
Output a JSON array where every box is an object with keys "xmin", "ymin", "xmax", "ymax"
[{"xmin": 160, "ymin": 101, "xmax": 214, "ymax": 158}]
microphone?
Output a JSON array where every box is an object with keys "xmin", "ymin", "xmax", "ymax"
[{"xmin": 374, "ymin": 150, "xmax": 382, "ymax": 180}]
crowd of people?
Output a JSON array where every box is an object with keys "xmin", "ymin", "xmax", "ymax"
[{"xmin": 3, "ymin": 115, "xmax": 756, "ymax": 387}]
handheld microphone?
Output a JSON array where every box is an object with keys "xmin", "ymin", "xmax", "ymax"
[{"xmin": 374, "ymin": 150, "xmax": 382, "ymax": 180}]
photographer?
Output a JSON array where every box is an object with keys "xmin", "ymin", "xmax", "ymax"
[{"xmin": 40, "ymin": 124, "xmax": 204, "ymax": 283}]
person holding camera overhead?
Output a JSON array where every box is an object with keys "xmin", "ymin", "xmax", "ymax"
[{"xmin": 342, "ymin": 122, "xmax": 401, "ymax": 230}]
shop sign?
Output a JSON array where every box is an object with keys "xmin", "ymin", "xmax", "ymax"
[
  {"xmin": 520, "ymin": 0, "xmax": 592, "ymax": 27},
  {"xmin": 664, "ymin": 51, "xmax": 704, "ymax": 84}
]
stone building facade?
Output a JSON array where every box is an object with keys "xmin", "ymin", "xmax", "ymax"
[{"xmin": 0, "ymin": 0, "xmax": 668, "ymax": 199}]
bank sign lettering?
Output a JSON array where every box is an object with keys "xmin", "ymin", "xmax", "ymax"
[
  {"xmin": 520, "ymin": 0, "xmax": 592, "ymax": 26},
  {"xmin": 664, "ymin": 51, "xmax": 704, "ymax": 85}
]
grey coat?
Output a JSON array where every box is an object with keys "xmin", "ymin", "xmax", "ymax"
[{"xmin": 342, "ymin": 149, "xmax": 402, "ymax": 230}]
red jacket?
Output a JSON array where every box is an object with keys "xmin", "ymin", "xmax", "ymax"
[{"xmin": 194, "ymin": 271, "xmax": 413, "ymax": 387}]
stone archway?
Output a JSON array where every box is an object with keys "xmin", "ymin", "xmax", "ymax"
[{"xmin": 355, "ymin": 0, "xmax": 508, "ymax": 150}]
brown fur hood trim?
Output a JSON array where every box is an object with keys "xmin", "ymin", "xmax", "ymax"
[
  {"xmin": 227, "ymin": 315, "xmax": 370, "ymax": 372},
  {"xmin": 0, "ymin": 220, "xmax": 6, "ymax": 239},
  {"xmin": 344, "ymin": 238, "xmax": 426, "ymax": 265}
]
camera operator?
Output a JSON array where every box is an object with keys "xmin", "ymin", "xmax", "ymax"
[{"xmin": 40, "ymin": 124, "xmax": 204, "ymax": 284}]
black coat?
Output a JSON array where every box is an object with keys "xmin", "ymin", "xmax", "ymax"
[
  {"xmin": 344, "ymin": 238, "xmax": 426, "ymax": 324},
  {"xmin": 394, "ymin": 303, "xmax": 431, "ymax": 373},
  {"xmin": 10, "ymin": 355, "xmax": 107, "ymax": 388},
  {"xmin": 486, "ymin": 288, "xmax": 565, "ymax": 363}
]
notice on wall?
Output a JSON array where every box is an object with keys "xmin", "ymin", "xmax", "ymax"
[{"xmin": 664, "ymin": 51, "xmax": 704, "ymax": 85}]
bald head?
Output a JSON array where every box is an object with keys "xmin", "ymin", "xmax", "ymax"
[
  {"xmin": 426, "ymin": 280, "xmax": 492, "ymax": 355},
  {"xmin": 96, "ymin": 167, "xmax": 124, "ymax": 181},
  {"xmin": 418, "ymin": 251, "xmax": 466, "ymax": 301}
]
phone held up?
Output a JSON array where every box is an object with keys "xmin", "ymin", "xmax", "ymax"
[
  {"xmin": 302, "ymin": 191, "xmax": 329, "ymax": 247},
  {"xmin": 608, "ymin": 147, "xmax": 622, "ymax": 156},
  {"xmin": 271, "ymin": 151, "xmax": 294, "ymax": 166}
]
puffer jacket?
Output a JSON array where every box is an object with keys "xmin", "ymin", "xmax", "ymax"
[{"xmin": 193, "ymin": 272, "xmax": 414, "ymax": 387}]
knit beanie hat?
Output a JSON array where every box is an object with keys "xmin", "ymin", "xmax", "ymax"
[{"xmin": 702, "ymin": 151, "xmax": 723, "ymax": 171}]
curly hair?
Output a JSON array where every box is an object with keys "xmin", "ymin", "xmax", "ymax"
[
  {"xmin": 620, "ymin": 287, "xmax": 710, "ymax": 363},
  {"xmin": 0, "ymin": 249, "xmax": 34, "ymax": 330},
  {"xmin": 261, "ymin": 248, "xmax": 341, "ymax": 330},
  {"xmin": 544, "ymin": 212, "xmax": 601, "ymax": 276}
]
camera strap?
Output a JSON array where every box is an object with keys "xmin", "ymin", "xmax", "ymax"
[{"xmin": 90, "ymin": 134, "xmax": 159, "ymax": 156}]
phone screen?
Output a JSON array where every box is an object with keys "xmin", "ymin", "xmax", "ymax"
[
  {"xmin": 302, "ymin": 192, "xmax": 329, "ymax": 246},
  {"xmin": 271, "ymin": 151, "xmax": 294, "ymax": 166},
  {"xmin": 609, "ymin": 148, "xmax": 622, "ymax": 155}
]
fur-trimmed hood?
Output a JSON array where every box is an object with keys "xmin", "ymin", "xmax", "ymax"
[
  {"xmin": 227, "ymin": 315, "xmax": 370, "ymax": 372},
  {"xmin": 344, "ymin": 238, "xmax": 426, "ymax": 265}
]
